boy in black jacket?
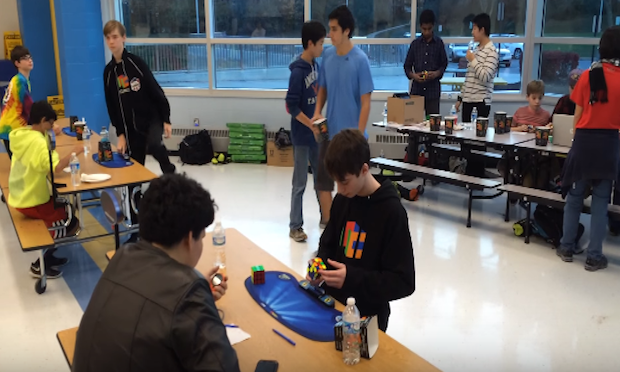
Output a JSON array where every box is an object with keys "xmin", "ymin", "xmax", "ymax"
[
  {"xmin": 308, "ymin": 129, "xmax": 415, "ymax": 332},
  {"xmin": 102, "ymin": 20, "xmax": 175, "ymax": 175}
]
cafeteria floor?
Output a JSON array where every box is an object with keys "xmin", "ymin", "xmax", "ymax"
[{"xmin": 1, "ymin": 156, "xmax": 619, "ymax": 372}]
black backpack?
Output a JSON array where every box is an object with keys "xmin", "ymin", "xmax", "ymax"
[
  {"xmin": 179, "ymin": 130, "xmax": 214, "ymax": 165},
  {"xmin": 533, "ymin": 205, "xmax": 584, "ymax": 247},
  {"xmin": 274, "ymin": 127, "xmax": 292, "ymax": 149}
]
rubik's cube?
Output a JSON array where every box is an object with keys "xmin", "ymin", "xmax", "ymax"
[
  {"xmin": 251, "ymin": 265, "xmax": 265, "ymax": 285},
  {"xmin": 307, "ymin": 257, "xmax": 327, "ymax": 281}
]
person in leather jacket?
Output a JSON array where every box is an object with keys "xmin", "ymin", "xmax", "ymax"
[{"xmin": 72, "ymin": 173, "xmax": 240, "ymax": 372}]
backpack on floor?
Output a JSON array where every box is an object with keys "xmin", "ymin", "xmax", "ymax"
[
  {"xmin": 532, "ymin": 205, "xmax": 584, "ymax": 247},
  {"xmin": 274, "ymin": 127, "xmax": 292, "ymax": 149},
  {"xmin": 179, "ymin": 130, "xmax": 214, "ymax": 165}
]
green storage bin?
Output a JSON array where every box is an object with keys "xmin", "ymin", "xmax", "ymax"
[
  {"xmin": 226, "ymin": 123, "xmax": 265, "ymax": 133},
  {"xmin": 228, "ymin": 149, "xmax": 265, "ymax": 156},
  {"xmin": 231, "ymin": 154, "xmax": 266, "ymax": 162},
  {"xmin": 228, "ymin": 145, "xmax": 264, "ymax": 154},
  {"xmin": 228, "ymin": 131, "xmax": 266, "ymax": 140},
  {"xmin": 229, "ymin": 138, "xmax": 265, "ymax": 146}
]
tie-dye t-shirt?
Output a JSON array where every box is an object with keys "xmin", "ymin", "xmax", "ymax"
[{"xmin": 0, "ymin": 73, "xmax": 33, "ymax": 140}]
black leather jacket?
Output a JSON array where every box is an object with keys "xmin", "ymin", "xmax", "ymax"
[{"xmin": 72, "ymin": 241, "xmax": 240, "ymax": 372}]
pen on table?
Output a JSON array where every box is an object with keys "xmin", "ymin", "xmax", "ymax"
[
  {"xmin": 225, "ymin": 324, "xmax": 239, "ymax": 328},
  {"xmin": 272, "ymin": 329, "xmax": 296, "ymax": 346}
]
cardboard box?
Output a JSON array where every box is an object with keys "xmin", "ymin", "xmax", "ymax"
[
  {"xmin": 267, "ymin": 140, "xmax": 294, "ymax": 167},
  {"xmin": 4, "ymin": 32, "xmax": 22, "ymax": 60},
  {"xmin": 387, "ymin": 95, "xmax": 425, "ymax": 125}
]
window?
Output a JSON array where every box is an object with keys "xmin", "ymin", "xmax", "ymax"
[
  {"xmin": 356, "ymin": 44, "xmax": 410, "ymax": 91},
  {"xmin": 127, "ymin": 43, "xmax": 208, "ymax": 88},
  {"xmin": 538, "ymin": 44, "xmax": 599, "ymax": 95},
  {"xmin": 119, "ymin": 0, "xmax": 206, "ymax": 38},
  {"xmin": 543, "ymin": 0, "xmax": 619, "ymax": 37},
  {"xmin": 416, "ymin": 0, "xmax": 528, "ymax": 36},
  {"xmin": 213, "ymin": 44, "xmax": 302, "ymax": 89},
  {"xmin": 311, "ymin": 0, "xmax": 412, "ymax": 38},
  {"xmin": 213, "ymin": 0, "xmax": 304, "ymax": 38},
  {"xmin": 442, "ymin": 43, "xmax": 523, "ymax": 92}
]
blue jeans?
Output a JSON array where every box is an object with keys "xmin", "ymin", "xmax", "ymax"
[
  {"xmin": 289, "ymin": 145, "xmax": 320, "ymax": 230},
  {"xmin": 561, "ymin": 179, "xmax": 612, "ymax": 260}
]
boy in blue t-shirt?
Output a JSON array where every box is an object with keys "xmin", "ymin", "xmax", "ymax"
[
  {"xmin": 312, "ymin": 5, "xmax": 374, "ymax": 226},
  {"xmin": 285, "ymin": 21, "xmax": 326, "ymax": 242}
]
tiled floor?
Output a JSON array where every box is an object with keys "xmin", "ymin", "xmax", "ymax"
[{"xmin": 1, "ymin": 157, "xmax": 620, "ymax": 371}]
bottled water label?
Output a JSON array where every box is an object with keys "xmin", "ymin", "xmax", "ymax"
[{"xmin": 213, "ymin": 236, "xmax": 226, "ymax": 246}]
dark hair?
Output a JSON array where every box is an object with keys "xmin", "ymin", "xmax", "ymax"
[
  {"xmin": 139, "ymin": 173, "xmax": 216, "ymax": 247},
  {"xmin": 526, "ymin": 80, "xmax": 545, "ymax": 96},
  {"xmin": 599, "ymin": 26, "xmax": 620, "ymax": 60},
  {"xmin": 329, "ymin": 5, "xmax": 355, "ymax": 39},
  {"xmin": 302, "ymin": 21, "xmax": 326, "ymax": 49},
  {"xmin": 472, "ymin": 13, "xmax": 491, "ymax": 36},
  {"xmin": 29, "ymin": 101, "xmax": 57, "ymax": 125},
  {"xmin": 324, "ymin": 129, "xmax": 370, "ymax": 182},
  {"xmin": 10, "ymin": 46, "xmax": 31, "ymax": 69},
  {"xmin": 419, "ymin": 10, "xmax": 436, "ymax": 26}
]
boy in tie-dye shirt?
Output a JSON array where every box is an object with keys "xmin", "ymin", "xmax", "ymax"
[{"xmin": 0, "ymin": 46, "xmax": 34, "ymax": 157}]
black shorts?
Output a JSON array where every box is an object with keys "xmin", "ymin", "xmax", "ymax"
[{"xmin": 316, "ymin": 140, "xmax": 334, "ymax": 192}]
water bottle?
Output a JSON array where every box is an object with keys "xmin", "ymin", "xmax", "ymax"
[
  {"xmin": 450, "ymin": 104, "xmax": 458, "ymax": 125},
  {"xmin": 83, "ymin": 122, "xmax": 91, "ymax": 156},
  {"xmin": 468, "ymin": 40, "xmax": 476, "ymax": 51},
  {"xmin": 213, "ymin": 221, "xmax": 226, "ymax": 276},
  {"xmin": 471, "ymin": 107, "xmax": 478, "ymax": 127},
  {"xmin": 70, "ymin": 153, "xmax": 81, "ymax": 187},
  {"xmin": 383, "ymin": 102, "xmax": 388, "ymax": 125},
  {"xmin": 342, "ymin": 297, "xmax": 361, "ymax": 365},
  {"xmin": 100, "ymin": 126, "xmax": 109, "ymax": 142}
]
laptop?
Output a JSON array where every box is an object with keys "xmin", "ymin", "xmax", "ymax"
[{"xmin": 552, "ymin": 114, "xmax": 575, "ymax": 147}]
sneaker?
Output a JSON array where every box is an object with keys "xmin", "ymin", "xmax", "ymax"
[
  {"xmin": 556, "ymin": 249, "xmax": 573, "ymax": 262},
  {"xmin": 30, "ymin": 260, "xmax": 63, "ymax": 279},
  {"xmin": 289, "ymin": 228, "xmax": 308, "ymax": 242},
  {"xmin": 45, "ymin": 254, "xmax": 69, "ymax": 268},
  {"xmin": 585, "ymin": 256, "xmax": 608, "ymax": 272}
]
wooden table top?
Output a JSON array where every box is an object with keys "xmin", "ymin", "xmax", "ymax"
[
  {"xmin": 60, "ymin": 229, "xmax": 441, "ymax": 371},
  {"xmin": 53, "ymin": 145, "xmax": 157, "ymax": 195},
  {"xmin": 54, "ymin": 118, "xmax": 101, "ymax": 148},
  {"xmin": 515, "ymin": 139, "xmax": 571, "ymax": 154}
]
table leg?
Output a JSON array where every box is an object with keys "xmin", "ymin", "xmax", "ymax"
[{"xmin": 77, "ymin": 193, "xmax": 83, "ymax": 230}]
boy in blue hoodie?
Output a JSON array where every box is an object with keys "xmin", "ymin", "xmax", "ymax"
[{"xmin": 286, "ymin": 21, "xmax": 326, "ymax": 242}]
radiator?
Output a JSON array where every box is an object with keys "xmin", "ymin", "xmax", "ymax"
[
  {"xmin": 164, "ymin": 128, "xmax": 278, "ymax": 153},
  {"xmin": 164, "ymin": 128, "xmax": 407, "ymax": 159}
]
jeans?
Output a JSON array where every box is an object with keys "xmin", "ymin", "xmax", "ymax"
[
  {"xmin": 561, "ymin": 179, "xmax": 612, "ymax": 260},
  {"xmin": 289, "ymin": 145, "xmax": 319, "ymax": 230}
]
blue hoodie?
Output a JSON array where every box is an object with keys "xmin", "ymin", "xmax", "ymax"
[{"xmin": 285, "ymin": 57, "xmax": 319, "ymax": 147}]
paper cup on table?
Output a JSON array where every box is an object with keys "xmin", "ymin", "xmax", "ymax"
[
  {"xmin": 74, "ymin": 122, "xmax": 85, "ymax": 141},
  {"xmin": 476, "ymin": 118, "xmax": 489, "ymax": 137},
  {"xmin": 535, "ymin": 127, "xmax": 550, "ymax": 146},
  {"xmin": 506, "ymin": 116, "xmax": 514, "ymax": 130},
  {"xmin": 494, "ymin": 112, "xmax": 507, "ymax": 134},
  {"xmin": 444, "ymin": 116, "xmax": 457, "ymax": 134},
  {"xmin": 313, "ymin": 119, "xmax": 329, "ymax": 143},
  {"xmin": 429, "ymin": 114, "xmax": 442, "ymax": 131}
]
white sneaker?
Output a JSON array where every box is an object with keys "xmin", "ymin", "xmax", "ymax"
[{"xmin": 289, "ymin": 228, "xmax": 308, "ymax": 242}]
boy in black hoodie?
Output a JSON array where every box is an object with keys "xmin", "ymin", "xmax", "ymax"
[
  {"xmin": 308, "ymin": 129, "xmax": 415, "ymax": 332},
  {"xmin": 103, "ymin": 20, "xmax": 176, "ymax": 242},
  {"xmin": 286, "ymin": 21, "xmax": 326, "ymax": 242}
]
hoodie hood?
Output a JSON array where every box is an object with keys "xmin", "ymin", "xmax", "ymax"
[
  {"xmin": 317, "ymin": 179, "xmax": 415, "ymax": 319},
  {"xmin": 9, "ymin": 126, "xmax": 45, "ymax": 160},
  {"xmin": 285, "ymin": 56, "xmax": 320, "ymax": 147}
]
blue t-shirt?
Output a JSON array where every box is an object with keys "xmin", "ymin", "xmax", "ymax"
[{"xmin": 319, "ymin": 46, "xmax": 374, "ymax": 140}]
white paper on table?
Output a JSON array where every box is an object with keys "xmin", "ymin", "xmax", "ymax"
[{"xmin": 226, "ymin": 327, "xmax": 251, "ymax": 345}]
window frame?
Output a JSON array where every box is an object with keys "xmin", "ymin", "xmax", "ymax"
[{"xmin": 105, "ymin": 0, "xmax": 605, "ymax": 102}]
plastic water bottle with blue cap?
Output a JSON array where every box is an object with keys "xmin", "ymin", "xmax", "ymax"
[
  {"xmin": 471, "ymin": 107, "xmax": 478, "ymax": 128},
  {"xmin": 70, "ymin": 152, "xmax": 81, "ymax": 187},
  {"xmin": 82, "ymin": 118, "xmax": 91, "ymax": 155},
  {"xmin": 383, "ymin": 102, "xmax": 388, "ymax": 126}
]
